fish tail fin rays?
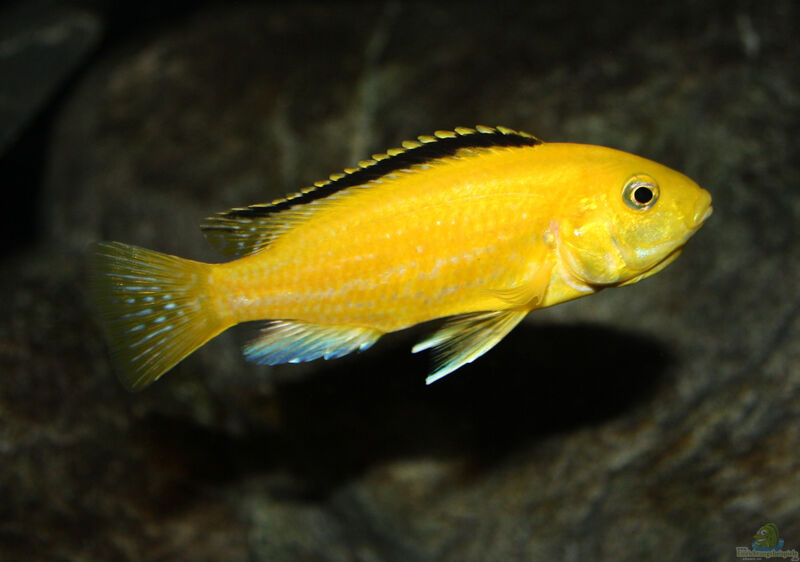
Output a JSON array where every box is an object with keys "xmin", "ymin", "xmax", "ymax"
[
  {"xmin": 412, "ymin": 309, "xmax": 529, "ymax": 384},
  {"xmin": 87, "ymin": 242, "xmax": 228, "ymax": 390},
  {"xmin": 243, "ymin": 320, "xmax": 383, "ymax": 366}
]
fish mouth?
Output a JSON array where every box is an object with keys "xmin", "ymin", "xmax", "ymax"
[
  {"xmin": 694, "ymin": 205, "xmax": 713, "ymax": 228},
  {"xmin": 690, "ymin": 189, "xmax": 713, "ymax": 229},
  {"xmin": 616, "ymin": 196, "xmax": 711, "ymax": 288}
]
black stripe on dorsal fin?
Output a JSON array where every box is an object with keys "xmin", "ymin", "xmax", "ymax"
[
  {"xmin": 201, "ymin": 126, "xmax": 542, "ymax": 257},
  {"xmin": 228, "ymin": 126, "xmax": 540, "ymax": 219}
]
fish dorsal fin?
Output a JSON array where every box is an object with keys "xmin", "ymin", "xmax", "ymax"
[
  {"xmin": 242, "ymin": 320, "xmax": 383, "ymax": 366},
  {"xmin": 201, "ymin": 126, "xmax": 542, "ymax": 257},
  {"xmin": 412, "ymin": 309, "xmax": 529, "ymax": 384}
]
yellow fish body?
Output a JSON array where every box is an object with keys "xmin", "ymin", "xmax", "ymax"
[{"xmin": 88, "ymin": 126, "xmax": 712, "ymax": 390}]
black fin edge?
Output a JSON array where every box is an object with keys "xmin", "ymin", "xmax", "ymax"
[{"xmin": 218, "ymin": 126, "xmax": 542, "ymax": 220}]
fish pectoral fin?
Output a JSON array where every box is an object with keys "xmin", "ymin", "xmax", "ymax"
[
  {"xmin": 243, "ymin": 320, "xmax": 383, "ymax": 365},
  {"xmin": 412, "ymin": 309, "xmax": 529, "ymax": 384},
  {"xmin": 489, "ymin": 261, "xmax": 554, "ymax": 309}
]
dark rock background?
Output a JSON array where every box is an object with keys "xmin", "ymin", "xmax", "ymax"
[{"xmin": 2, "ymin": 1, "xmax": 799, "ymax": 560}]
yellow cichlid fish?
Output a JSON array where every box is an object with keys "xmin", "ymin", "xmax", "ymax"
[{"xmin": 88, "ymin": 126, "xmax": 712, "ymax": 390}]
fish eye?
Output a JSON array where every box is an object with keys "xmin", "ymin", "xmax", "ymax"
[{"xmin": 623, "ymin": 175, "xmax": 659, "ymax": 210}]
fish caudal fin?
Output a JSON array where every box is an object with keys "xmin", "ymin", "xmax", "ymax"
[{"xmin": 87, "ymin": 242, "xmax": 227, "ymax": 390}]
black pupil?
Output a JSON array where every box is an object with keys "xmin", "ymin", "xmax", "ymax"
[{"xmin": 634, "ymin": 185, "xmax": 653, "ymax": 204}]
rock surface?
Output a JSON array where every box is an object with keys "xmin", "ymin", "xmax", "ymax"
[
  {"xmin": 0, "ymin": 0, "xmax": 101, "ymax": 153},
  {"xmin": 2, "ymin": 2, "xmax": 799, "ymax": 560}
]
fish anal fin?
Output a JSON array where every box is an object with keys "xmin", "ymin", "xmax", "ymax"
[
  {"xmin": 243, "ymin": 320, "xmax": 383, "ymax": 366},
  {"xmin": 412, "ymin": 309, "xmax": 529, "ymax": 384}
]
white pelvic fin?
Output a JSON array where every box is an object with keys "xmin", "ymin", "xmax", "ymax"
[
  {"xmin": 243, "ymin": 320, "xmax": 383, "ymax": 366},
  {"xmin": 412, "ymin": 309, "xmax": 529, "ymax": 384}
]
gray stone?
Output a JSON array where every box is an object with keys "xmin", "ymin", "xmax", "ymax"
[{"xmin": 0, "ymin": 0, "xmax": 101, "ymax": 153}]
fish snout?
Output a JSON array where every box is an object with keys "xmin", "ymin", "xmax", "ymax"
[{"xmin": 690, "ymin": 189, "xmax": 713, "ymax": 229}]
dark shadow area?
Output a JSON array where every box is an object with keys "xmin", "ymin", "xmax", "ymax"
[
  {"xmin": 135, "ymin": 322, "xmax": 674, "ymax": 500},
  {"xmin": 0, "ymin": 83, "xmax": 72, "ymax": 258}
]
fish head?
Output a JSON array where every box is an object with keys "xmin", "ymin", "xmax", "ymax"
[
  {"xmin": 753, "ymin": 523, "xmax": 780, "ymax": 547},
  {"xmin": 557, "ymin": 147, "xmax": 712, "ymax": 287}
]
